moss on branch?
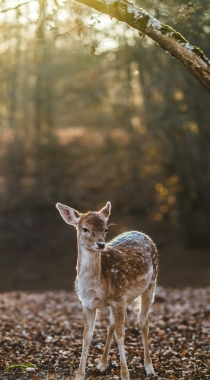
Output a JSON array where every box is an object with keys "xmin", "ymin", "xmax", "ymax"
[
  {"xmin": 160, "ymin": 24, "xmax": 188, "ymax": 44},
  {"xmin": 136, "ymin": 14, "xmax": 150, "ymax": 32},
  {"xmin": 160, "ymin": 23, "xmax": 210, "ymax": 66},
  {"xmin": 193, "ymin": 46, "xmax": 209, "ymax": 64}
]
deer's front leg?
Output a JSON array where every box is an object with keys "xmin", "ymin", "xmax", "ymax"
[
  {"xmin": 98, "ymin": 307, "xmax": 115, "ymax": 372},
  {"xmin": 76, "ymin": 307, "xmax": 96, "ymax": 380},
  {"xmin": 113, "ymin": 304, "xmax": 130, "ymax": 380}
]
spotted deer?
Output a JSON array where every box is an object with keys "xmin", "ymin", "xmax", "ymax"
[{"xmin": 56, "ymin": 201, "xmax": 158, "ymax": 380}]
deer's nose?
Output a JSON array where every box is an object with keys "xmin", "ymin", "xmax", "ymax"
[{"xmin": 97, "ymin": 242, "xmax": 105, "ymax": 249}]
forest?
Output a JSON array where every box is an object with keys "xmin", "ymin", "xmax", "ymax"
[{"xmin": 0, "ymin": 0, "xmax": 210, "ymax": 290}]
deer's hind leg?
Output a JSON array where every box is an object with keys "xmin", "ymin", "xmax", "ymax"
[
  {"xmin": 139, "ymin": 283, "xmax": 155, "ymax": 376},
  {"xmin": 113, "ymin": 303, "xmax": 130, "ymax": 380},
  {"xmin": 98, "ymin": 307, "xmax": 115, "ymax": 372}
]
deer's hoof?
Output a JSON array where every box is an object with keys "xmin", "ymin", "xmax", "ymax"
[
  {"xmin": 145, "ymin": 363, "xmax": 155, "ymax": 375},
  {"xmin": 121, "ymin": 369, "xmax": 130, "ymax": 380},
  {"xmin": 98, "ymin": 360, "xmax": 107, "ymax": 372},
  {"xmin": 75, "ymin": 371, "xmax": 85, "ymax": 380}
]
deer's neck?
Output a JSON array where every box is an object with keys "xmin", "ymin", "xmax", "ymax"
[
  {"xmin": 77, "ymin": 242, "xmax": 101, "ymax": 282},
  {"xmin": 76, "ymin": 243, "xmax": 105, "ymax": 308}
]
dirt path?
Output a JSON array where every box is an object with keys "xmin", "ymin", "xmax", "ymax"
[{"xmin": 0, "ymin": 288, "xmax": 209, "ymax": 379}]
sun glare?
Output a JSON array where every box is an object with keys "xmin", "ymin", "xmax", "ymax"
[
  {"xmin": 96, "ymin": 37, "xmax": 119, "ymax": 54},
  {"xmin": 28, "ymin": 0, "xmax": 39, "ymax": 11},
  {"xmin": 94, "ymin": 14, "xmax": 113, "ymax": 30},
  {"xmin": 86, "ymin": 13, "xmax": 130, "ymax": 53},
  {"xmin": 57, "ymin": 9, "xmax": 69, "ymax": 22},
  {"xmin": 28, "ymin": 0, "xmax": 40, "ymax": 21}
]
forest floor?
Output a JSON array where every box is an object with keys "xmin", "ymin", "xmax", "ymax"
[{"xmin": 0, "ymin": 287, "xmax": 209, "ymax": 380}]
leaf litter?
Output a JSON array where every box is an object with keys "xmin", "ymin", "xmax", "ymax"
[{"xmin": 0, "ymin": 287, "xmax": 209, "ymax": 379}]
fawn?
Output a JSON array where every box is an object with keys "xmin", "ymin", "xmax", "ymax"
[{"xmin": 56, "ymin": 201, "xmax": 158, "ymax": 380}]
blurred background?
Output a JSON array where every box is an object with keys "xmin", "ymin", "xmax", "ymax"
[{"xmin": 0, "ymin": 0, "xmax": 210, "ymax": 291}]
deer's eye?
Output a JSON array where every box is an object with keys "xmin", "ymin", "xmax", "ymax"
[{"xmin": 83, "ymin": 227, "xmax": 89, "ymax": 233}]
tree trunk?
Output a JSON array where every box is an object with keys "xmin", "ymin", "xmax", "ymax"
[{"xmin": 75, "ymin": 0, "xmax": 210, "ymax": 94}]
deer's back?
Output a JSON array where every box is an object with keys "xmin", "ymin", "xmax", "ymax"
[{"xmin": 101, "ymin": 231, "xmax": 158, "ymax": 302}]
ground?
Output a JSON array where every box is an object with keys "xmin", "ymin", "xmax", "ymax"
[{"xmin": 0, "ymin": 287, "xmax": 209, "ymax": 379}]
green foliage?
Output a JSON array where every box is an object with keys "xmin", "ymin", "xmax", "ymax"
[{"xmin": 5, "ymin": 363, "xmax": 36, "ymax": 370}]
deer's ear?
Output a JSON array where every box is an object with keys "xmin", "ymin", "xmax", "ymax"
[
  {"xmin": 56, "ymin": 203, "xmax": 80, "ymax": 226},
  {"xmin": 99, "ymin": 202, "xmax": 111, "ymax": 219}
]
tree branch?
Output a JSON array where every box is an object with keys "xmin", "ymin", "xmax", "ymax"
[
  {"xmin": 75, "ymin": 0, "xmax": 210, "ymax": 94},
  {"xmin": 0, "ymin": 1, "xmax": 30, "ymax": 14}
]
